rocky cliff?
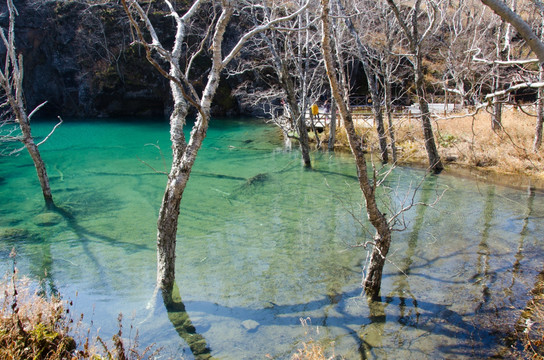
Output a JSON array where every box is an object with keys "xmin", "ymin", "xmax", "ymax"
[{"xmin": 6, "ymin": 0, "xmax": 240, "ymax": 119}]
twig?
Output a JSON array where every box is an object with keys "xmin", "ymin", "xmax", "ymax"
[{"xmin": 37, "ymin": 116, "xmax": 63, "ymax": 147}]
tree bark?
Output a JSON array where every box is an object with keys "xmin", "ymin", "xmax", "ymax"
[
  {"xmin": 321, "ymin": 0, "xmax": 391, "ymax": 299},
  {"xmin": 0, "ymin": 0, "xmax": 54, "ymax": 207},
  {"xmin": 414, "ymin": 56, "xmax": 444, "ymax": 173},
  {"xmin": 386, "ymin": 0, "xmax": 443, "ymax": 173},
  {"xmin": 481, "ymin": 0, "xmax": 544, "ymax": 64},
  {"xmin": 328, "ymin": 98, "xmax": 337, "ymax": 151}
]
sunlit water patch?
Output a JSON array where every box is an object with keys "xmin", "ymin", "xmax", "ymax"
[{"xmin": 1, "ymin": 118, "xmax": 543, "ymax": 359}]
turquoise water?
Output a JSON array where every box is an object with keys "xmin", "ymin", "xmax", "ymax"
[{"xmin": 1, "ymin": 118, "xmax": 544, "ymax": 359}]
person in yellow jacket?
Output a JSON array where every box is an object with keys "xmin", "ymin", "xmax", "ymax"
[{"xmin": 311, "ymin": 103, "xmax": 319, "ymax": 116}]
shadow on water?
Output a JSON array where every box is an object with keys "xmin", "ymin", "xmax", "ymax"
[
  {"xmin": 166, "ymin": 283, "xmax": 215, "ymax": 360},
  {"xmin": 508, "ymin": 186, "xmax": 536, "ymax": 301},
  {"xmin": 156, "ymin": 245, "xmax": 510, "ymax": 359},
  {"xmin": 28, "ymin": 199, "xmax": 154, "ymax": 290},
  {"xmin": 170, "ymin": 282, "xmax": 503, "ymax": 360}
]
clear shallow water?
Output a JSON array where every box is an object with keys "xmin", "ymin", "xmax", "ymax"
[{"xmin": 1, "ymin": 118, "xmax": 543, "ymax": 359}]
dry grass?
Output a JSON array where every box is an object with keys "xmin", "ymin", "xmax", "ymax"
[
  {"xmin": 0, "ymin": 271, "xmax": 76, "ymax": 359},
  {"xmin": 289, "ymin": 318, "xmax": 341, "ymax": 360},
  {"xmin": 322, "ymin": 106, "xmax": 544, "ymax": 180},
  {"xmin": 512, "ymin": 276, "xmax": 544, "ymax": 359},
  {"xmin": 432, "ymin": 107, "xmax": 543, "ymax": 174},
  {"xmin": 1, "ymin": 251, "xmax": 159, "ymax": 360}
]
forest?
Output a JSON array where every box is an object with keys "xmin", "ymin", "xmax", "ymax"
[{"xmin": 1, "ymin": 0, "xmax": 544, "ymax": 359}]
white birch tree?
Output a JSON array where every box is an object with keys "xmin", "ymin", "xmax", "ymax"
[
  {"xmin": 321, "ymin": 0, "xmax": 392, "ymax": 299},
  {"xmin": 122, "ymin": 0, "xmax": 309, "ymax": 305},
  {"xmin": 480, "ymin": 0, "xmax": 544, "ymax": 150},
  {"xmin": 0, "ymin": 0, "xmax": 59, "ymax": 208}
]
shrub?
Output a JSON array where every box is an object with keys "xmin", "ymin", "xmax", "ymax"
[{"xmin": 1, "ymin": 249, "xmax": 159, "ymax": 360}]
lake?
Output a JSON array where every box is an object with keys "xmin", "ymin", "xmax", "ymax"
[{"xmin": 1, "ymin": 118, "xmax": 543, "ymax": 359}]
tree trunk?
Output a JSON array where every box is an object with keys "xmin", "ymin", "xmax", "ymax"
[
  {"xmin": 414, "ymin": 56, "xmax": 443, "ymax": 173},
  {"xmin": 492, "ymin": 94, "xmax": 503, "ymax": 130},
  {"xmin": 386, "ymin": 0, "xmax": 443, "ymax": 173},
  {"xmin": 321, "ymin": 0, "xmax": 391, "ymax": 299},
  {"xmin": 336, "ymin": 0, "xmax": 388, "ymax": 163},
  {"xmin": 371, "ymin": 83, "xmax": 388, "ymax": 164},
  {"xmin": 384, "ymin": 74, "xmax": 397, "ymax": 163},
  {"xmin": 279, "ymin": 57, "xmax": 312, "ymax": 167},
  {"xmin": 535, "ymin": 65, "xmax": 544, "ymax": 152},
  {"xmin": 156, "ymin": 100, "xmax": 190, "ymax": 305},
  {"xmin": 328, "ymin": 98, "xmax": 337, "ymax": 151},
  {"xmin": 19, "ymin": 118, "xmax": 54, "ymax": 207},
  {"xmin": 155, "ymin": 2, "xmax": 230, "ymax": 305},
  {"xmin": 296, "ymin": 105, "xmax": 312, "ymax": 167}
]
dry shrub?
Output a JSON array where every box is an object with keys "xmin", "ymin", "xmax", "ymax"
[
  {"xmin": 1, "ymin": 250, "xmax": 160, "ymax": 360},
  {"xmin": 290, "ymin": 318, "xmax": 341, "ymax": 360},
  {"xmin": 404, "ymin": 106, "xmax": 544, "ymax": 176},
  {"xmin": 515, "ymin": 277, "xmax": 544, "ymax": 359},
  {"xmin": 323, "ymin": 106, "xmax": 544, "ymax": 177},
  {"xmin": 0, "ymin": 269, "xmax": 76, "ymax": 359}
]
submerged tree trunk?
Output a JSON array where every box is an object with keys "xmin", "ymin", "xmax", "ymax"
[
  {"xmin": 18, "ymin": 115, "xmax": 54, "ymax": 207},
  {"xmin": 321, "ymin": 0, "xmax": 392, "ymax": 299},
  {"xmin": 0, "ymin": 0, "xmax": 54, "ymax": 207}
]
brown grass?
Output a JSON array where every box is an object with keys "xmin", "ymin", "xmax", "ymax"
[
  {"xmin": 1, "ymin": 251, "xmax": 159, "ymax": 360},
  {"xmin": 511, "ymin": 276, "xmax": 544, "ymax": 359},
  {"xmin": 0, "ymin": 271, "xmax": 76, "ymax": 359},
  {"xmin": 289, "ymin": 318, "xmax": 341, "ymax": 360},
  {"xmin": 322, "ymin": 106, "xmax": 544, "ymax": 181}
]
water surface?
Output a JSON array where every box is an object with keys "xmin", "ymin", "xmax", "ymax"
[{"xmin": 1, "ymin": 118, "xmax": 543, "ymax": 359}]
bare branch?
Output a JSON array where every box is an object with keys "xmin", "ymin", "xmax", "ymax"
[
  {"xmin": 481, "ymin": 0, "xmax": 544, "ymax": 63},
  {"xmin": 485, "ymin": 81, "xmax": 544, "ymax": 100},
  {"xmin": 27, "ymin": 101, "xmax": 48, "ymax": 120},
  {"xmin": 473, "ymin": 56, "xmax": 540, "ymax": 65},
  {"xmin": 221, "ymin": 1, "xmax": 311, "ymax": 67},
  {"xmin": 36, "ymin": 116, "xmax": 63, "ymax": 147}
]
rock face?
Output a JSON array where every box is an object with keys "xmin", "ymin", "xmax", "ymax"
[{"xmin": 4, "ymin": 0, "xmax": 240, "ymax": 119}]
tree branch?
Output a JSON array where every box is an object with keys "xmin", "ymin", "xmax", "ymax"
[{"xmin": 481, "ymin": 0, "xmax": 544, "ymax": 63}]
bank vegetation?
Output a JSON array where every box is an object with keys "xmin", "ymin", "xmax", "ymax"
[{"xmin": 319, "ymin": 106, "xmax": 544, "ymax": 186}]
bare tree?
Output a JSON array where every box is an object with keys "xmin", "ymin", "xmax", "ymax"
[
  {"xmin": 123, "ymin": 0, "xmax": 309, "ymax": 305},
  {"xmin": 386, "ymin": 0, "xmax": 444, "ymax": 173},
  {"xmin": 0, "ymin": 0, "xmax": 59, "ymax": 208},
  {"xmin": 334, "ymin": 0, "xmax": 389, "ymax": 164},
  {"xmin": 440, "ymin": 1, "xmax": 495, "ymax": 108},
  {"xmin": 481, "ymin": 0, "xmax": 544, "ymax": 62},
  {"xmin": 321, "ymin": 0, "xmax": 392, "ymax": 299},
  {"xmin": 481, "ymin": 0, "xmax": 544, "ymax": 150},
  {"xmin": 237, "ymin": 1, "xmax": 327, "ymax": 167}
]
